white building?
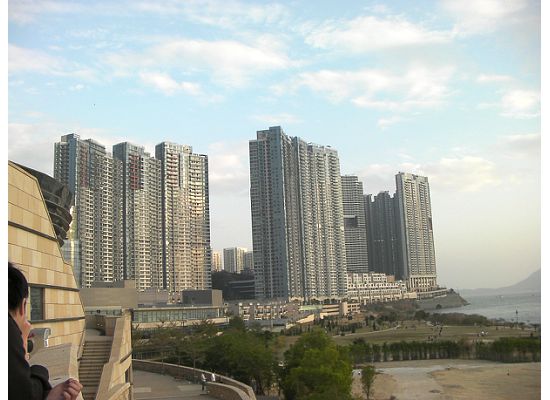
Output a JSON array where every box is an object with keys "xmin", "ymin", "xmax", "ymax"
[
  {"xmin": 223, "ymin": 247, "xmax": 247, "ymax": 273},
  {"xmin": 250, "ymin": 126, "xmax": 347, "ymax": 300},
  {"xmin": 156, "ymin": 142, "xmax": 212, "ymax": 292},
  {"xmin": 395, "ymin": 172, "xmax": 437, "ymax": 291},
  {"xmin": 211, "ymin": 251, "xmax": 222, "ymax": 272},
  {"xmin": 346, "ymin": 272, "xmax": 410, "ymax": 303}
]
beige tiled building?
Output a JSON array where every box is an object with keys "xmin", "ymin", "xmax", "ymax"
[{"xmin": 8, "ymin": 161, "xmax": 133, "ymax": 400}]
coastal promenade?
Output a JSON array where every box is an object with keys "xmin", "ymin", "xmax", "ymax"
[{"xmin": 134, "ymin": 369, "xmax": 216, "ymax": 400}]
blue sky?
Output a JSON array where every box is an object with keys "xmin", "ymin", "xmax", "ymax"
[{"xmin": 7, "ymin": 0, "xmax": 541, "ymax": 289}]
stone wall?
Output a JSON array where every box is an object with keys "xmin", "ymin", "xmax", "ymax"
[
  {"xmin": 96, "ymin": 312, "xmax": 133, "ymax": 400},
  {"xmin": 8, "ymin": 162, "xmax": 85, "ymax": 349}
]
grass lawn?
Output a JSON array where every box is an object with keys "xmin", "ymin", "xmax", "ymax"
[
  {"xmin": 333, "ymin": 321, "xmax": 536, "ymax": 345},
  {"xmin": 274, "ymin": 321, "xmax": 536, "ymax": 360}
]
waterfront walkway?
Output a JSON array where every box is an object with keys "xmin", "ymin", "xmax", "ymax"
[{"xmin": 133, "ymin": 369, "xmax": 216, "ymax": 399}]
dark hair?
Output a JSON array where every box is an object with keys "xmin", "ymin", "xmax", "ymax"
[{"xmin": 8, "ymin": 262, "xmax": 29, "ymax": 311}]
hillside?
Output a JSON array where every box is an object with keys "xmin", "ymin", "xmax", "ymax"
[{"xmin": 458, "ymin": 269, "xmax": 540, "ymax": 297}]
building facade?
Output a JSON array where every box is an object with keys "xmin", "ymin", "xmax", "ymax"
[
  {"xmin": 249, "ymin": 126, "xmax": 347, "ymax": 301},
  {"xmin": 212, "ymin": 251, "xmax": 222, "ymax": 272},
  {"xmin": 54, "ymin": 134, "xmax": 116, "ymax": 287},
  {"xmin": 54, "ymin": 135, "xmax": 212, "ymax": 293},
  {"xmin": 223, "ymin": 247, "xmax": 246, "ymax": 273},
  {"xmin": 243, "ymin": 250, "xmax": 254, "ymax": 273},
  {"xmin": 395, "ymin": 172, "xmax": 437, "ymax": 291},
  {"xmin": 156, "ymin": 142, "xmax": 212, "ymax": 292},
  {"xmin": 346, "ymin": 272, "xmax": 410, "ymax": 303},
  {"xmin": 341, "ymin": 175, "xmax": 369, "ymax": 273},
  {"xmin": 365, "ymin": 191, "xmax": 401, "ymax": 278},
  {"xmin": 112, "ymin": 143, "xmax": 163, "ymax": 291}
]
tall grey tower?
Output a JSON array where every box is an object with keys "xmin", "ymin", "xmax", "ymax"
[
  {"xmin": 249, "ymin": 126, "xmax": 347, "ymax": 301},
  {"xmin": 156, "ymin": 142, "xmax": 211, "ymax": 292},
  {"xmin": 341, "ymin": 176, "xmax": 369, "ymax": 273},
  {"xmin": 365, "ymin": 191, "xmax": 401, "ymax": 278},
  {"xmin": 54, "ymin": 134, "xmax": 116, "ymax": 287},
  {"xmin": 113, "ymin": 142, "xmax": 163, "ymax": 291},
  {"xmin": 395, "ymin": 172, "xmax": 437, "ymax": 291}
]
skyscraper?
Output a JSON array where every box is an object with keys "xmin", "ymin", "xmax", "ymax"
[
  {"xmin": 223, "ymin": 247, "xmax": 246, "ymax": 273},
  {"xmin": 156, "ymin": 142, "xmax": 212, "ymax": 292},
  {"xmin": 54, "ymin": 134, "xmax": 116, "ymax": 287},
  {"xmin": 249, "ymin": 126, "xmax": 347, "ymax": 300},
  {"xmin": 341, "ymin": 175, "xmax": 369, "ymax": 273},
  {"xmin": 113, "ymin": 142, "xmax": 163, "ymax": 291},
  {"xmin": 395, "ymin": 172, "xmax": 437, "ymax": 291},
  {"xmin": 55, "ymin": 135, "xmax": 212, "ymax": 292},
  {"xmin": 365, "ymin": 191, "xmax": 401, "ymax": 278},
  {"xmin": 243, "ymin": 250, "xmax": 254, "ymax": 273},
  {"xmin": 211, "ymin": 251, "xmax": 222, "ymax": 272}
]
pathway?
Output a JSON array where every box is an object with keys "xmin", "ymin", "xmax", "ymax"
[{"xmin": 133, "ymin": 369, "xmax": 217, "ymax": 400}]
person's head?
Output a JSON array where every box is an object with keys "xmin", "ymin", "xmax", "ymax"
[{"xmin": 8, "ymin": 262, "xmax": 29, "ymax": 328}]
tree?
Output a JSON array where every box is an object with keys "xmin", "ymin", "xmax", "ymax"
[
  {"xmin": 280, "ymin": 329, "xmax": 352, "ymax": 400},
  {"xmin": 361, "ymin": 365, "xmax": 377, "ymax": 400}
]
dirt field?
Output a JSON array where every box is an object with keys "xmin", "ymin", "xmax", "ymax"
[{"xmin": 352, "ymin": 360, "xmax": 540, "ymax": 400}]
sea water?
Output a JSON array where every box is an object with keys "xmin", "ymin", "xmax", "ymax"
[{"xmin": 433, "ymin": 292, "xmax": 541, "ymax": 324}]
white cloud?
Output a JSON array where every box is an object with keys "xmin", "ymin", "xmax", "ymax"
[
  {"xmin": 441, "ymin": 0, "xmax": 529, "ymax": 35},
  {"xmin": 134, "ymin": 0, "xmax": 288, "ymax": 29},
  {"xmin": 207, "ymin": 141, "xmax": 250, "ymax": 196},
  {"xmin": 500, "ymin": 89, "xmax": 540, "ymax": 118},
  {"xmin": 8, "ymin": 120, "xmax": 132, "ymax": 176},
  {"xmin": 477, "ymin": 74, "xmax": 513, "ymax": 83},
  {"xmin": 423, "ymin": 156, "xmax": 501, "ymax": 192},
  {"xmin": 377, "ymin": 116, "xmax": 402, "ymax": 129},
  {"xmin": 8, "ymin": 0, "xmax": 86, "ymax": 24},
  {"xmin": 290, "ymin": 65, "xmax": 454, "ymax": 111},
  {"xmin": 139, "ymin": 72, "xmax": 202, "ymax": 96},
  {"xmin": 305, "ymin": 15, "xmax": 453, "ymax": 53},
  {"xmin": 251, "ymin": 113, "xmax": 302, "ymax": 126},
  {"xmin": 9, "ymin": 44, "xmax": 97, "ymax": 80},
  {"xmin": 69, "ymin": 84, "xmax": 85, "ymax": 91},
  {"xmin": 499, "ymin": 133, "xmax": 540, "ymax": 158},
  {"xmin": 105, "ymin": 38, "xmax": 292, "ymax": 87},
  {"xmin": 356, "ymin": 155, "xmax": 502, "ymax": 195}
]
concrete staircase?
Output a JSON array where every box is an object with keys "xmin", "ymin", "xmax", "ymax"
[{"xmin": 79, "ymin": 338, "xmax": 112, "ymax": 400}]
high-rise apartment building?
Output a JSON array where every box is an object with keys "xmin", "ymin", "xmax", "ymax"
[
  {"xmin": 156, "ymin": 142, "xmax": 211, "ymax": 292},
  {"xmin": 113, "ymin": 143, "xmax": 163, "ymax": 291},
  {"xmin": 54, "ymin": 134, "xmax": 116, "ymax": 287},
  {"xmin": 212, "ymin": 251, "xmax": 222, "ymax": 272},
  {"xmin": 395, "ymin": 172, "xmax": 437, "ymax": 291},
  {"xmin": 243, "ymin": 251, "xmax": 254, "ymax": 273},
  {"xmin": 249, "ymin": 126, "xmax": 347, "ymax": 300},
  {"xmin": 55, "ymin": 135, "xmax": 212, "ymax": 292},
  {"xmin": 341, "ymin": 176, "xmax": 369, "ymax": 274},
  {"xmin": 223, "ymin": 247, "xmax": 247, "ymax": 273},
  {"xmin": 365, "ymin": 191, "xmax": 401, "ymax": 278}
]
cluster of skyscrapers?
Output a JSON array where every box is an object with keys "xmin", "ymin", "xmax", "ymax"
[
  {"xmin": 52, "ymin": 127, "xmax": 437, "ymax": 301},
  {"xmin": 54, "ymin": 134, "xmax": 211, "ymax": 292},
  {"xmin": 250, "ymin": 127, "xmax": 437, "ymax": 301}
]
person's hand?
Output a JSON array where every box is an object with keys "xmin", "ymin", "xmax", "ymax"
[
  {"xmin": 21, "ymin": 320, "xmax": 32, "ymax": 354},
  {"xmin": 46, "ymin": 378, "xmax": 83, "ymax": 400}
]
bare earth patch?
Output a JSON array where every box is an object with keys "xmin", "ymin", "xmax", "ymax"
[{"xmin": 352, "ymin": 360, "xmax": 540, "ymax": 400}]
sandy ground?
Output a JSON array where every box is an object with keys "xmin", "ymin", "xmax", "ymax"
[{"xmin": 352, "ymin": 360, "xmax": 540, "ymax": 400}]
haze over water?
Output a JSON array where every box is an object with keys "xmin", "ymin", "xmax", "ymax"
[{"xmin": 434, "ymin": 292, "xmax": 541, "ymax": 324}]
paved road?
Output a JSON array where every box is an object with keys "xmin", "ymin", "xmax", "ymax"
[{"xmin": 133, "ymin": 369, "xmax": 217, "ymax": 399}]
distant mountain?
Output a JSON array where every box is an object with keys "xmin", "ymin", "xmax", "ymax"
[{"xmin": 458, "ymin": 269, "xmax": 540, "ymax": 297}]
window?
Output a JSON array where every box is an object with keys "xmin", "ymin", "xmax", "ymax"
[{"xmin": 30, "ymin": 287, "xmax": 44, "ymax": 321}]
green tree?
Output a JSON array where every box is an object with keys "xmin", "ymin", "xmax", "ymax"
[
  {"xmin": 280, "ymin": 329, "xmax": 352, "ymax": 400},
  {"xmin": 361, "ymin": 365, "xmax": 377, "ymax": 400}
]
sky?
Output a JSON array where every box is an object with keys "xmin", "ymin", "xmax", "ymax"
[{"xmin": 7, "ymin": 0, "xmax": 541, "ymax": 289}]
